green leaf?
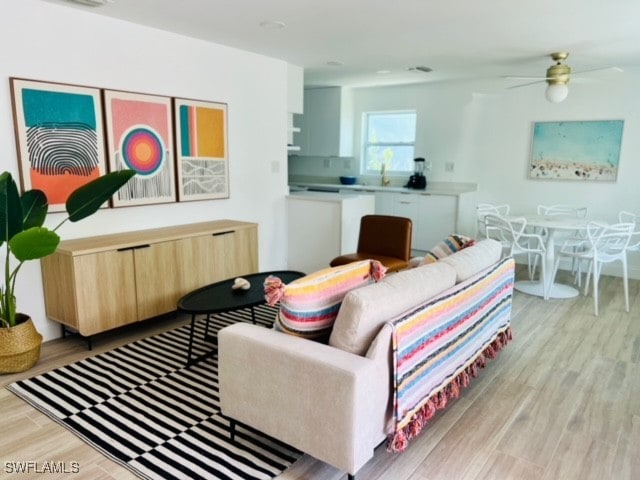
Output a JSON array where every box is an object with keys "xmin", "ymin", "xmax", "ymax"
[
  {"xmin": 21, "ymin": 189, "xmax": 48, "ymax": 229},
  {"xmin": 66, "ymin": 170, "xmax": 136, "ymax": 222},
  {"xmin": 9, "ymin": 227, "xmax": 60, "ymax": 262},
  {"xmin": 0, "ymin": 172, "xmax": 24, "ymax": 243}
]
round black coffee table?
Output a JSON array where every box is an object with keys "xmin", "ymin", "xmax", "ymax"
[{"xmin": 178, "ymin": 270, "xmax": 305, "ymax": 365}]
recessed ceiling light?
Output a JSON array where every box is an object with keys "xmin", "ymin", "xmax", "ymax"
[
  {"xmin": 408, "ymin": 66, "xmax": 433, "ymax": 73},
  {"xmin": 326, "ymin": 61, "xmax": 344, "ymax": 67},
  {"xmin": 259, "ymin": 20, "xmax": 286, "ymax": 30},
  {"xmin": 376, "ymin": 70, "xmax": 392, "ymax": 74}
]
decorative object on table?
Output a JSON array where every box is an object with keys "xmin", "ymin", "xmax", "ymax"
[
  {"xmin": 9, "ymin": 78, "xmax": 108, "ymax": 213},
  {"xmin": 528, "ymin": 120, "xmax": 624, "ymax": 182},
  {"xmin": 103, "ymin": 89, "xmax": 176, "ymax": 207},
  {"xmin": 173, "ymin": 97, "xmax": 229, "ymax": 201},
  {"xmin": 0, "ymin": 169, "xmax": 135, "ymax": 373},
  {"xmin": 6, "ymin": 305, "xmax": 302, "ymax": 479},
  {"xmin": 339, "ymin": 175, "xmax": 357, "ymax": 185},
  {"xmin": 231, "ymin": 277, "xmax": 251, "ymax": 290}
]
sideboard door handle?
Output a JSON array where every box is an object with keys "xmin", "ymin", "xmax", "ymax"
[{"xmin": 213, "ymin": 231, "xmax": 234, "ymax": 237}]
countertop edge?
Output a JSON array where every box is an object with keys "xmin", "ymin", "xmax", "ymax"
[{"xmin": 288, "ymin": 181, "xmax": 478, "ymax": 196}]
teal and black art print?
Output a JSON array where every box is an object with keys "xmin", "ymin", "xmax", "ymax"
[{"xmin": 529, "ymin": 120, "xmax": 624, "ymax": 181}]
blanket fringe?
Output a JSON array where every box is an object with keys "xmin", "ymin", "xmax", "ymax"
[{"xmin": 387, "ymin": 326, "xmax": 513, "ymax": 453}]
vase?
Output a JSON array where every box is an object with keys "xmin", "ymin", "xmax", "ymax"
[{"xmin": 0, "ymin": 314, "xmax": 43, "ymax": 374}]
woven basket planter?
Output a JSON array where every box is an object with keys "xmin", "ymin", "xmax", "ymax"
[{"xmin": 0, "ymin": 314, "xmax": 42, "ymax": 374}]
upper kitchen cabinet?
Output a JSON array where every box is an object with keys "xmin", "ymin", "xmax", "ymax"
[
  {"xmin": 294, "ymin": 87, "xmax": 353, "ymax": 157},
  {"xmin": 287, "ymin": 64, "xmax": 304, "ymax": 114}
]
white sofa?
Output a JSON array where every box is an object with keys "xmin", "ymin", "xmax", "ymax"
[{"xmin": 218, "ymin": 239, "xmax": 515, "ymax": 479}]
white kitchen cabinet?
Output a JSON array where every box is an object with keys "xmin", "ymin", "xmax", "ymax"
[
  {"xmin": 372, "ymin": 191, "xmax": 458, "ymax": 251},
  {"xmin": 294, "ymin": 87, "xmax": 353, "ymax": 157},
  {"xmin": 416, "ymin": 194, "xmax": 458, "ymax": 250},
  {"xmin": 375, "ymin": 191, "xmax": 394, "ymax": 215},
  {"xmin": 287, "ymin": 64, "xmax": 304, "ymax": 114},
  {"xmin": 287, "ymin": 192, "xmax": 375, "ymax": 273}
]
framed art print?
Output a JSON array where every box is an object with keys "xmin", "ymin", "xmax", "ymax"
[
  {"xmin": 529, "ymin": 120, "xmax": 624, "ymax": 182},
  {"xmin": 103, "ymin": 89, "xmax": 176, "ymax": 206},
  {"xmin": 10, "ymin": 78, "xmax": 108, "ymax": 212},
  {"xmin": 174, "ymin": 97, "xmax": 229, "ymax": 201}
]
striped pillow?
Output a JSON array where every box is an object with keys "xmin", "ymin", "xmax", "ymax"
[
  {"xmin": 422, "ymin": 234, "xmax": 475, "ymax": 265},
  {"xmin": 264, "ymin": 260, "xmax": 386, "ymax": 342}
]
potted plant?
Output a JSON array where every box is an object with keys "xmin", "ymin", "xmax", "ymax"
[{"xmin": 0, "ymin": 170, "xmax": 135, "ymax": 373}]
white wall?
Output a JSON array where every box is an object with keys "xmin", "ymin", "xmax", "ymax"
[
  {"xmin": 0, "ymin": 1, "xmax": 290, "ymax": 340},
  {"xmin": 299, "ymin": 71, "xmax": 640, "ymax": 276}
]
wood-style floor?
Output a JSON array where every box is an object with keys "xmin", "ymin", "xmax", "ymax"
[{"xmin": 2, "ymin": 268, "xmax": 639, "ymax": 480}]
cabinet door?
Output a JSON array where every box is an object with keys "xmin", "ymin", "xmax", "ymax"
[
  {"xmin": 134, "ymin": 241, "xmax": 186, "ymax": 320},
  {"xmin": 416, "ymin": 195, "xmax": 458, "ymax": 250},
  {"xmin": 296, "ymin": 87, "xmax": 341, "ymax": 156},
  {"xmin": 375, "ymin": 192, "xmax": 394, "ymax": 215},
  {"xmin": 393, "ymin": 193, "xmax": 421, "ymax": 249},
  {"xmin": 73, "ymin": 249, "xmax": 138, "ymax": 336},
  {"xmin": 133, "ymin": 227, "xmax": 259, "ymax": 320},
  {"xmin": 227, "ymin": 227, "xmax": 259, "ymax": 277}
]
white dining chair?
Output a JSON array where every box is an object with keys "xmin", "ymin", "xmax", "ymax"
[
  {"xmin": 619, "ymin": 210, "xmax": 640, "ymax": 252},
  {"xmin": 476, "ymin": 203, "xmax": 510, "ymax": 238},
  {"xmin": 484, "ymin": 214, "xmax": 546, "ymax": 285},
  {"xmin": 550, "ymin": 222, "xmax": 634, "ymax": 316}
]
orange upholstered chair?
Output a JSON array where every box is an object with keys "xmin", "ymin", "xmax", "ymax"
[{"xmin": 330, "ymin": 215, "xmax": 413, "ymax": 272}]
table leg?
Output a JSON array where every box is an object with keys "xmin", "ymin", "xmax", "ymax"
[
  {"xmin": 187, "ymin": 313, "xmax": 197, "ymax": 365},
  {"xmin": 515, "ymin": 227, "xmax": 579, "ymax": 299},
  {"xmin": 251, "ymin": 306, "xmax": 256, "ymax": 325}
]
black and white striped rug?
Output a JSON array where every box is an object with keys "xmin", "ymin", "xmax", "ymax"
[{"xmin": 7, "ymin": 305, "xmax": 302, "ymax": 480}]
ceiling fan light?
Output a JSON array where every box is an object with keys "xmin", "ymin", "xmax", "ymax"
[{"xmin": 545, "ymin": 83, "xmax": 569, "ymax": 103}]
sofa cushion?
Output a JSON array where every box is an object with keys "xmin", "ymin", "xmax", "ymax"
[
  {"xmin": 265, "ymin": 260, "xmax": 386, "ymax": 342},
  {"xmin": 439, "ymin": 238, "xmax": 502, "ymax": 282},
  {"xmin": 329, "ymin": 261, "xmax": 457, "ymax": 355},
  {"xmin": 421, "ymin": 234, "xmax": 475, "ymax": 265}
]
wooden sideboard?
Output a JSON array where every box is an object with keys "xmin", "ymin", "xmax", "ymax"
[{"xmin": 41, "ymin": 220, "xmax": 258, "ymax": 338}]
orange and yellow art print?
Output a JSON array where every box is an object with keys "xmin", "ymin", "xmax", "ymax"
[{"xmin": 174, "ymin": 98, "xmax": 229, "ymax": 201}]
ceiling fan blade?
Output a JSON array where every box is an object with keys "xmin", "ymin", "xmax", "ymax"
[
  {"xmin": 572, "ymin": 66, "xmax": 624, "ymax": 75},
  {"xmin": 507, "ymin": 79, "xmax": 546, "ymax": 89},
  {"xmin": 502, "ymin": 75, "xmax": 548, "ymax": 80}
]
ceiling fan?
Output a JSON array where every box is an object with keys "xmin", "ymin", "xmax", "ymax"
[{"xmin": 505, "ymin": 52, "xmax": 623, "ymax": 103}]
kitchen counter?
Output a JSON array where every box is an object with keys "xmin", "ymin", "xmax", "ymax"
[
  {"xmin": 286, "ymin": 190, "xmax": 375, "ymax": 201},
  {"xmin": 288, "ymin": 180, "xmax": 477, "ymax": 196}
]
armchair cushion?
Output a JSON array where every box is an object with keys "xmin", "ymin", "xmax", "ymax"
[{"xmin": 265, "ymin": 259, "xmax": 386, "ymax": 342}]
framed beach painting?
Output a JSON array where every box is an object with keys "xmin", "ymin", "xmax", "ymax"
[
  {"xmin": 103, "ymin": 89, "xmax": 176, "ymax": 207},
  {"xmin": 528, "ymin": 120, "xmax": 624, "ymax": 182},
  {"xmin": 9, "ymin": 78, "xmax": 108, "ymax": 212},
  {"xmin": 173, "ymin": 97, "xmax": 229, "ymax": 201}
]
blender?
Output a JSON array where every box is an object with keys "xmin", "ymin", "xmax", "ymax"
[{"xmin": 406, "ymin": 157, "xmax": 427, "ymax": 189}]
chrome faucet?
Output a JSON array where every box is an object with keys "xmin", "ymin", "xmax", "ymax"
[{"xmin": 381, "ymin": 163, "xmax": 390, "ymax": 187}]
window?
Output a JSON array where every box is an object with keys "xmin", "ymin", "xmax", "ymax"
[{"xmin": 362, "ymin": 110, "xmax": 417, "ymax": 174}]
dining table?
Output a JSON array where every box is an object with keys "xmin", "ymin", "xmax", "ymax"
[{"xmin": 509, "ymin": 214, "xmax": 594, "ymax": 299}]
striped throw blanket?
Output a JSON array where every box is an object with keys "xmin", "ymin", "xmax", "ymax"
[{"xmin": 388, "ymin": 257, "xmax": 515, "ymax": 452}]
